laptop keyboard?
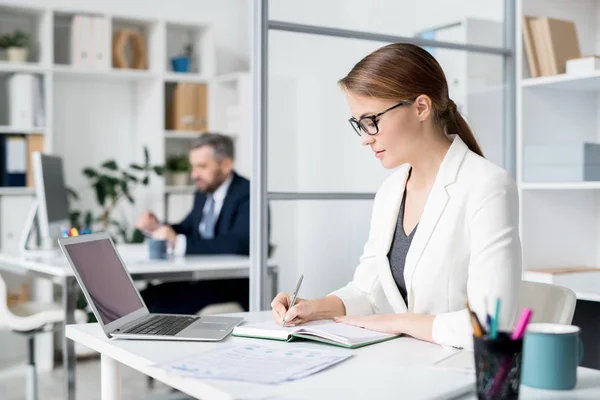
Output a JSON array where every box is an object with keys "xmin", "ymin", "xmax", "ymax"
[{"xmin": 123, "ymin": 315, "xmax": 198, "ymax": 336}]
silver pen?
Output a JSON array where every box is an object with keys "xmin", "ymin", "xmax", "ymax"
[{"xmin": 282, "ymin": 274, "xmax": 304, "ymax": 327}]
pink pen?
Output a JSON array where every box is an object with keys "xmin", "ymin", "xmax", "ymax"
[{"xmin": 511, "ymin": 308, "xmax": 533, "ymax": 340}]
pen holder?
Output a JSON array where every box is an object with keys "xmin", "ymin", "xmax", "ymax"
[{"xmin": 473, "ymin": 333, "xmax": 523, "ymax": 400}]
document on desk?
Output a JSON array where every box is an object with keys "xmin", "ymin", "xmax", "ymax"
[{"xmin": 157, "ymin": 343, "xmax": 352, "ymax": 384}]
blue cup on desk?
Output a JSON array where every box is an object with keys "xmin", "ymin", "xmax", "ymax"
[
  {"xmin": 148, "ymin": 239, "xmax": 168, "ymax": 260},
  {"xmin": 522, "ymin": 323, "xmax": 583, "ymax": 390}
]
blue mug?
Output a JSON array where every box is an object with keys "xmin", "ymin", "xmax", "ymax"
[
  {"xmin": 522, "ymin": 323, "xmax": 583, "ymax": 390},
  {"xmin": 148, "ymin": 239, "xmax": 168, "ymax": 260}
]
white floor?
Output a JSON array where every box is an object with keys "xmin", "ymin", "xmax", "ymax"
[{"xmin": 0, "ymin": 358, "xmax": 193, "ymax": 400}]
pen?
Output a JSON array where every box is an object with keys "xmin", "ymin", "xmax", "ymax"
[
  {"xmin": 511, "ymin": 308, "xmax": 533, "ymax": 340},
  {"xmin": 490, "ymin": 298, "xmax": 501, "ymax": 340},
  {"xmin": 466, "ymin": 301, "xmax": 484, "ymax": 338},
  {"xmin": 282, "ymin": 274, "xmax": 304, "ymax": 328}
]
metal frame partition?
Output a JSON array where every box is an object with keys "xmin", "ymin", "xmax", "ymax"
[{"xmin": 250, "ymin": 0, "xmax": 516, "ymax": 311}]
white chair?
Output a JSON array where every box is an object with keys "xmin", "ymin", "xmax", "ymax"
[
  {"xmin": 518, "ymin": 280, "xmax": 577, "ymax": 324},
  {"xmin": 0, "ymin": 272, "xmax": 86, "ymax": 400}
]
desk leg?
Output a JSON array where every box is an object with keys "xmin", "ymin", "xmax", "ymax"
[
  {"xmin": 101, "ymin": 355, "xmax": 121, "ymax": 400},
  {"xmin": 62, "ymin": 277, "xmax": 77, "ymax": 400}
]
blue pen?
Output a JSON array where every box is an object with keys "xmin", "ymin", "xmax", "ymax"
[
  {"xmin": 490, "ymin": 298, "xmax": 501, "ymax": 339},
  {"xmin": 484, "ymin": 297, "xmax": 492, "ymax": 331}
]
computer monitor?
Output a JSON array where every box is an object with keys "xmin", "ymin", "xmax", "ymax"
[{"xmin": 21, "ymin": 152, "xmax": 70, "ymax": 251}]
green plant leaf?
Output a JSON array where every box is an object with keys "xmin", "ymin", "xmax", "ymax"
[
  {"xmin": 153, "ymin": 166, "xmax": 165, "ymax": 176},
  {"xmin": 101, "ymin": 160, "xmax": 118, "ymax": 171},
  {"xmin": 94, "ymin": 182, "xmax": 106, "ymax": 206},
  {"xmin": 144, "ymin": 147, "xmax": 150, "ymax": 165},
  {"xmin": 130, "ymin": 163, "xmax": 144, "ymax": 171},
  {"xmin": 84, "ymin": 211, "xmax": 93, "ymax": 228},
  {"xmin": 142, "ymin": 176, "xmax": 149, "ymax": 185},
  {"xmin": 66, "ymin": 186, "xmax": 80, "ymax": 200},
  {"xmin": 124, "ymin": 172, "xmax": 138, "ymax": 182},
  {"xmin": 83, "ymin": 168, "xmax": 98, "ymax": 178}
]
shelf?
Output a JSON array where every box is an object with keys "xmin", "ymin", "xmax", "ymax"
[
  {"xmin": 165, "ymin": 130, "xmax": 205, "ymax": 139},
  {"xmin": 0, "ymin": 61, "xmax": 48, "ymax": 74},
  {"xmin": 214, "ymin": 72, "xmax": 248, "ymax": 84},
  {"xmin": 0, "ymin": 187, "xmax": 35, "ymax": 196},
  {"xmin": 0, "ymin": 126, "xmax": 45, "ymax": 134},
  {"xmin": 165, "ymin": 185, "xmax": 196, "ymax": 194},
  {"xmin": 520, "ymin": 182, "xmax": 600, "ymax": 190},
  {"xmin": 163, "ymin": 72, "xmax": 210, "ymax": 83},
  {"xmin": 522, "ymin": 71, "xmax": 600, "ymax": 91},
  {"xmin": 53, "ymin": 65, "xmax": 157, "ymax": 81}
]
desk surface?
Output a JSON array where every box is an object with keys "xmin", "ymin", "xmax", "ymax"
[
  {"xmin": 66, "ymin": 312, "xmax": 475, "ymax": 400},
  {"xmin": 66, "ymin": 312, "xmax": 600, "ymax": 400},
  {"xmin": 0, "ymin": 244, "xmax": 276, "ymax": 279}
]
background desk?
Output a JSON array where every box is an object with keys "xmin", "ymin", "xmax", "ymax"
[
  {"xmin": 65, "ymin": 311, "xmax": 600, "ymax": 400},
  {"xmin": 0, "ymin": 244, "xmax": 278, "ymax": 400}
]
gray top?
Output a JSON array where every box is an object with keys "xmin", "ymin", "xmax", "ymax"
[{"xmin": 388, "ymin": 190, "xmax": 417, "ymax": 306}]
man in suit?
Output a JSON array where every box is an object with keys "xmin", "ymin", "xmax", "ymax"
[{"xmin": 136, "ymin": 133, "xmax": 250, "ymax": 314}]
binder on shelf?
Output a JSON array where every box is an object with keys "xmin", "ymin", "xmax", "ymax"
[
  {"xmin": 92, "ymin": 16, "xmax": 110, "ymax": 69},
  {"xmin": 2, "ymin": 135, "xmax": 27, "ymax": 187},
  {"xmin": 8, "ymin": 73, "xmax": 35, "ymax": 129},
  {"xmin": 71, "ymin": 15, "xmax": 91, "ymax": 67},
  {"xmin": 26, "ymin": 134, "xmax": 45, "ymax": 188}
]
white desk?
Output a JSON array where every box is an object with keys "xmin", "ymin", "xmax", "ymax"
[
  {"xmin": 66, "ymin": 312, "xmax": 600, "ymax": 400},
  {"xmin": 0, "ymin": 245, "xmax": 278, "ymax": 400}
]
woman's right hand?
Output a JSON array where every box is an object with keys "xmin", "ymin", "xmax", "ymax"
[{"xmin": 271, "ymin": 292, "xmax": 317, "ymax": 327}]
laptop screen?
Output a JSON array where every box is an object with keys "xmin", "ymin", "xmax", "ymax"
[{"xmin": 63, "ymin": 238, "xmax": 145, "ymax": 324}]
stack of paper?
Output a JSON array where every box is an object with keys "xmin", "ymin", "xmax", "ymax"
[{"xmin": 157, "ymin": 343, "xmax": 352, "ymax": 384}]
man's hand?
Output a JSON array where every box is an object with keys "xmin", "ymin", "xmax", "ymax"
[
  {"xmin": 152, "ymin": 225, "xmax": 177, "ymax": 245},
  {"xmin": 136, "ymin": 211, "xmax": 160, "ymax": 232}
]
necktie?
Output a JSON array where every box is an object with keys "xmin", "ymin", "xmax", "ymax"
[{"xmin": 201, "ymin": 196, "xmax": 215, "ymax": 239}]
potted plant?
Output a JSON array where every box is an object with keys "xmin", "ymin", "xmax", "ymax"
[
  {"xmin": 171, "ymin": 43, "xmax": 193, "ymax": 73},
  {"xmin": 166, "ymin": 154, "xmax": 190, "ymax": 186},
  {"xmin": 0, "ymin": 30, "xmax": 31, "ymax": 63}
]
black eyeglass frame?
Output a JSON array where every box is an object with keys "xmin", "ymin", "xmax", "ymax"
[{"xmin": 348, "ymin": 99, "xmax": 414, "ymax": 137}]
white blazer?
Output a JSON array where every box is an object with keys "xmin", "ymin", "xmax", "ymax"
[{"xmin": 331, "ymin": 135, "xmax": 522, "ymax": 349}]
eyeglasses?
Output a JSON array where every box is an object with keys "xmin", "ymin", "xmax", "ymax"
[{"xmin": 348, "ymin": 100, "xmax": 414, "ymax": 137}]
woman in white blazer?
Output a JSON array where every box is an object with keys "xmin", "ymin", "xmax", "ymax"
[{"xmin": 271, "ymin": 43, "xmax": 522, "ymax": 349}]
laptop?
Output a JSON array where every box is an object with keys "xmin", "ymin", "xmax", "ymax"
[{"xmin": 58, "ymin": 232, "xmax": 243, "ymax": 341}]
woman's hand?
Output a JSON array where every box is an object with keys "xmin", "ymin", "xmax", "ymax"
[
  {"xmin": 270, "ymin": 293, "xmax": 317, "ymax": 326},
  {"xmin": 335, "ymin": 313, "xmax": 436, "ymax": 342}
]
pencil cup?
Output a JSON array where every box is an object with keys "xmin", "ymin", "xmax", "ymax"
[{"xmin": 473, "ymin": 333, "xmax": 523, "ymax": 400}]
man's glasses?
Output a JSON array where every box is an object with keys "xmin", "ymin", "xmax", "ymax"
[{"xmin": 349, "ymin": 100, "xmax": 413, "ymax": 137}]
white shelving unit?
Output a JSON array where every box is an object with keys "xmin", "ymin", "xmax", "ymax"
[
  {"xmin": 517, "ymin": 1, "xmax": 600, "ymax": 290},
  {"xmin": 0, "ymin": 2, "xmax": 250, "ymax": 371}
]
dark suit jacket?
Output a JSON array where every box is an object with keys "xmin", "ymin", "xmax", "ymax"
[{"xmin": 171, "ymin": 172, "xmax": 250, "ymax": 255}]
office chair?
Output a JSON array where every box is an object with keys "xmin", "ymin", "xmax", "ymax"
[
  {"xmin": 519, "ymin": 280, "xmax": 577, "ymax": 324},
  {"xmin": 0, "ymin": 272, "xmax": 86, "ymax": 400}
]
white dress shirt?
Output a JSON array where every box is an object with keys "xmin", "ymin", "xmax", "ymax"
[{"xmin": 174, "ymin": 174, "xmax": 234, "ymax": 255}]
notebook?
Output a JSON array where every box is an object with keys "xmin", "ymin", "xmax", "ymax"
[{"xmin": 232, "ymin": 320, "xmax": 398, "ymax": 349}]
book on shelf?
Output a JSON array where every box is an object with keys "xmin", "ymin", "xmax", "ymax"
[{"xmin": 523, "ymin": 16, "xmax": 581, "ymax": 77}]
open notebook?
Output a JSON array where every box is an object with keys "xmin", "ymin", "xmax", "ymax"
[{"xmin": 232, "ymin": 320, "xmax": 398, "ymax": 349}]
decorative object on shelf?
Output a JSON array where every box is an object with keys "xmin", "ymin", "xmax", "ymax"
[
  {"xmin": 566, "ymin": 56, "xmax": 600, "ymax": 75},
  {"xmin": 523, "ymin": 142, "xmax": 600, "ymax": 182},
  {"xmin": 112, "ymin": 29, "xmax": 147, "ymax": 70},
  {"xmin": 68, "ymin": 146, "xmax": 164, "ymax": 243},
  {"xmin": 6, "ymin": 284, "xmax": 28, "ymax": 307},
  {"xmin": 166, "ymin": 154, "xmax": 191, "ymax": 186},
  {"xmin": 166, "ymin": 83, "xmax": 208, "ymax": 131},
  {"xmin": 524, "ymin": 16, "xmax": 580, "ymax": 77},
  {"xmin": 171, "ymin": 43, "xmax": 194, "ymax": 73},
  {"xmin": 0, "ymin": 30, "xmax": 31, "ymax": 63}
]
